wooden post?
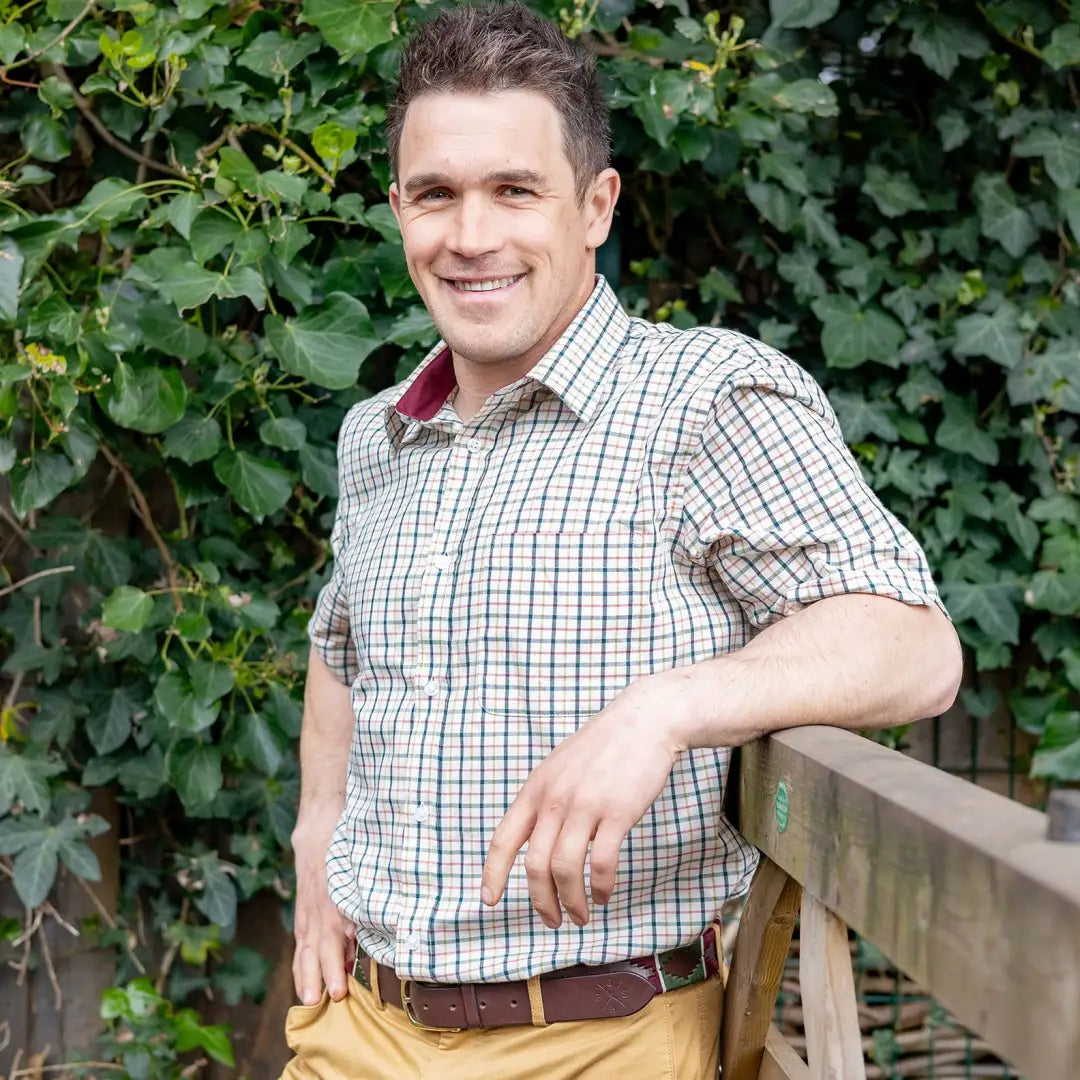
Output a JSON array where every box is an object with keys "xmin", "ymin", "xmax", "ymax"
[
  {"xmin": 721, "ymin": 856, "xmax": 802, "ymax": 1080},
  {"xmin": 798, "ymin": 892, "xmax": 867, "ymax": 1080},
  {"xmin": 1047, "ymin": 789, "xmax": 1080, "ymax": 842}
]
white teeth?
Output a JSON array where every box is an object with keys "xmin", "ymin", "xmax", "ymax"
[{"xmin": 453, "ymin": 276, "xmax": 519, "ymax": 292}]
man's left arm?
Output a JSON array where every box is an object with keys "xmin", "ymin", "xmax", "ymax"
[
  {"xmin": 481, "ymin": 591, "xmax": 960, "ymax": 929},
  {"xmin": 482, "ymin": 362, "xmax": 963, "ymax": 928}
]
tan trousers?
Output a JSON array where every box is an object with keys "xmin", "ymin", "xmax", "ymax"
[{"xmin": 280, "ymin": 969, "xmax": 723, "ymax": 1080}]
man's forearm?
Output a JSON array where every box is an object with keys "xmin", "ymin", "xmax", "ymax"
[
  {"xmin": 293, "ymin": 647, "xmax": 355, "ymax": 842},
  {"xmin": 663, "ymin": 593, "xmax": 963, "ymax": 752}
]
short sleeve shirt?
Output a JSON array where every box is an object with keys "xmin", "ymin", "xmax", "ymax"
[{"xmin": 308, "ymin": 276, "xmax": 943, "ymax": 983}]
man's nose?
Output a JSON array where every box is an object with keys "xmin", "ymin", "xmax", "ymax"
[{"xmin": 447, "ymin": 194, "xmax": 502, "ymax": 258}]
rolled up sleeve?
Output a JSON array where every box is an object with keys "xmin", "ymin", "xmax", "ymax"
[{"xmin": 683, "ymin": 359, "xmax": 944, "ymax": 629}]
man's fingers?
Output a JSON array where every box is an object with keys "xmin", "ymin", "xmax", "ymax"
[
  {"xmin": 588, "ymin": 822, "xmax": 625, "ymax": 907},
  {"xmin": 550, "ymin": 819, "xmax": 594, "ymax": 926},
  {"xmin": 482, "ymin": 798, "xmax": 537, "ymax": 906},
  {"xmin": 319, "ymin": 922, "xmax": 348, "ymax": 1001},
  {"xmin": 295, "ymin": 941, "xmax": 325, "ymax": 1005},
  {"xmin": 522, "ymin": 814, "xmax": 563, "ymax": 929}
]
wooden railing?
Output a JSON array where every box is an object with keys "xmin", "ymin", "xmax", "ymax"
[{"xmin": 722, "ymin": 726, "xmax": 1080, "ymax": 1080}]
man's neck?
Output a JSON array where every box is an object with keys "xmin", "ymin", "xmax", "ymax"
[{"xmin": 449, "ymin": 275, "xmax": 598, "ymax": 423}]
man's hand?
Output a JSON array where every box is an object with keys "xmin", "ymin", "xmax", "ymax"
[
  {"xmin": 292, "ymin": 830, "xmax": 354, "ymax": 1004},
  {"xmin": 480, "ymin": 676, "xmax": 686, "ymax": 929}
]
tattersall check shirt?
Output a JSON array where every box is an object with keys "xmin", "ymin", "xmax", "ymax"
[{"xmin": 310, "ymin": 276, "xmax": 942, "ymax": 984}]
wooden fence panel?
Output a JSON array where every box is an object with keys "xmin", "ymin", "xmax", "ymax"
[{"xmin": 739, "ymin": 726, "xmax": 1080, "ymax": 1080}]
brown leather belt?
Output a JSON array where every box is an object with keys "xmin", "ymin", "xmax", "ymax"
[{"xmin": 352, "ymin": 926, "xmax": 721, "ymax": 1031}]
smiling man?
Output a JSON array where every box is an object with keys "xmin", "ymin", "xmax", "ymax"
[{"xmin": 281, "ymin": 5, "xmax": 962, "ymax": 1079}]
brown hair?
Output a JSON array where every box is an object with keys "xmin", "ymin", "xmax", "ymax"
[{"xmin": 387, "ymin": 2, "xmax": 611, "ymax": 202}]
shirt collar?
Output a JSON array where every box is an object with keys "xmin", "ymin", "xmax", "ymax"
[{"xmin": 385, "ymin": 276, "xmax": 631, "ymax": 443}]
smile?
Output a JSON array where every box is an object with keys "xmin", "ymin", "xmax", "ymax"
[{"xmin": 447, "ymin": 275, "xmax": 524, "ymax": 293}]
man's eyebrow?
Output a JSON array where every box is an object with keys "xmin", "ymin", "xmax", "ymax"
[{"xmin": 402, "ymin": 169, "xmax": 548, "ymax": 196}]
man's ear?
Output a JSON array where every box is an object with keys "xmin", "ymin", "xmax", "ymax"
[
  {"xmin": 389, "ymin": 182, "xmax": 402, "ymax": 225},
  {"xmin": 584, "ymin": 168, "xmax": 621, "ymax": 250}
]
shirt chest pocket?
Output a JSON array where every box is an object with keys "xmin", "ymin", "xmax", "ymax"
[{"xmin": 461, "ymin": 525, "xmax": 653, "ymax": 718}]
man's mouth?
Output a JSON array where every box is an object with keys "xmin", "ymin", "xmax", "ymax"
[{"xmin": 446, "ymin": 275, "xmax": 524, "ymax": 293}]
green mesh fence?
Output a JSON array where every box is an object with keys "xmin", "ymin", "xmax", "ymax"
[{"xmin": 770, "ymin": 936, "xmax": 1023, "ymax": 1079}]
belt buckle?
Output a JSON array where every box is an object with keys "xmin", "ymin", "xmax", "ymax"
[{"xmin": 400, "ymin": 979, "xmax": 463, "ymax": 1032}]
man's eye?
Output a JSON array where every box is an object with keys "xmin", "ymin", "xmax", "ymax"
[
  {"xmin": 418, "ymin": 189, "xmax": 450, "ymax": 202},
  {"xmin": 501, "ymin": 186, "xmax": 533, "ymax": 198}
]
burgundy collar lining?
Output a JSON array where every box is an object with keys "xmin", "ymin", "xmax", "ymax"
[{"xmin": 395, "ymin": 346, "xmax": 455, "ymax": 421}]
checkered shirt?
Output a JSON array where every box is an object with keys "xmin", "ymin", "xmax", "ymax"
[{"xmin": 309, "ymin": 276, "xmax": 942, "ymax": 984}]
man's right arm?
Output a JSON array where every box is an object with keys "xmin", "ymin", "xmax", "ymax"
[{"xmin": 291, "ymin": 647, "xmax": 355, "ymax": 1004}]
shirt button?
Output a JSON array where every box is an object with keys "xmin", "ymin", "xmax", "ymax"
[
  {"xmin": 406, "ymin": 932, "xmax": 422, "ymax": 951},
  {"xmin": 422, "ymin": 680, "xmax": 441, "ymax": 697},
  {"xmin": 431, "ymin": 553, "xmax": 452, "ymax": 571},
  {"xmin": 466, "ymin": 436, "xmax": 486, "ymax": 454},
  {"xmin": 413, "ymin": 803, "xmax": 430, "ymax": 823}
]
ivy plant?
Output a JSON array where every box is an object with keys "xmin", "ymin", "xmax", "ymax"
[{"xmin": 1, "ymin": 0, "xmax": 1079, "ymax": 1072}]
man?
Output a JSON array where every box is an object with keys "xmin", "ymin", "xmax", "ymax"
[{"xmin": 282, "ymin": 4, "xmax": 962, "ymax": 1078}]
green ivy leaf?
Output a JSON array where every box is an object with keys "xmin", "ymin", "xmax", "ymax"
[
  {"xmin": 936, "ymin": 111, "xmax": 971, "ymax": 152},
  {"xmin": 1031, "ymin": 712, "xmax": 1080, "ymax": 780},
  {"xmin": 0, "ymin": 22, "xmax": 26, "ymax": 64},
  {"xmin": 235, "ymin": 713, "xmax": 285, "ymax": 776},
  {"xmin": 1061, "ymin": 188, "xmax": 1080, "ymax": 246},
  {"xmin": 828, "ymin": 390, "xmax": 898, "ymax": 442},
  {"xmin": 0, "ymin": 239, "xmax": 25, "ymax": 322},
  {"xmin": 13, "ymin": 839, "xmax": 59, "ymax": 907},
  {"xmin": 189, "ymin": 660, "xmax": 235, "ymax": 705},
  {"xmin": 1027, "ymin": 570, "xmax": 1080, "ymax": 616},
  {"xmin": 745, "ymin": 181, "xmax": 797, "ymax": 233},
  {"xmin": 58, "ymin": 838, "xmax": 101, "ymax": 880},
  {"xmin": 770, "ymin": 0, "xmax": 839, "ymax": 30},
  {"xmin": 935, "ymin": 394, "xmax": 999, "ymax": 466},
  {"xmin": 213, "ymin": 451, "xmax": 294, "ymax": 520},
  {"xmin": 973, "ymin": 175, "xmax": 1037, "ymax": 257},
  {"xmin": 137, "ymin": 302, "xmax": 208, "ymax": 360},
  {"xmin": 259, "ymin": 416, "xmax": 307, "ymax": 450},
  {"xmin": 953, "ymin": 304, "xmax": 1024, "ymax": 368},
  {"xmin": 105, "ymin": 360, "xmax": 188, "ymax": 434},
  {"xmin": 163, "ymin": 416, "xmax": 223, "ymax": 464},
  {"xmin": 905, "ymin": 12, "xmax": 987, "ymax": 79},
  {"xmin": 154, "ymin": 670, "xmax": 219, "ymax": 734},
  {"xmin": 772, "ymin": 79, "xmax": 838, "ymax": 117},
  {"xmin": 0, "ymin": 745, "xmax": 65, "ymax": 816},
  {"xmin": 102, "ymin": 586, "xmax": 155, "ymax": 633},
  {"xmin": 87, "ymin": 687, "xmax": 138, "ymax": 755},
  {"xmin": 1012, "ymin": 127, "xmax": 1080, "ymax": 189},
  {"xmin": 169, "ymin": 740, "xmax": 223, "ymax": 812},
  {"xmin": 862, "ymin": 165, "xmax": 928, "ymax": 219},
  {"xmin": 812, "ymin": 294, "xmax": 906, "ymax": 368},
  {"xmin": 299, "ymin": 443, "xmax": 338, "ymax": 497},
  {"xmin": 21, "ymin": 113, "xmax": 71, "ymax": 162},
  {"xmin": 265, "ymin": 292, "xmax": 380, "ymax": 389},
  {"xmin": 237, "ymin": 30, "xmax": 322, "ymax": 79},
  {"xmin": 146, "ymin": 254, "xmax": 268, "ymax": 312},
  {"xmin": 174, "ymin": 1010, "xmax": 235, "ymax": 1066},
  {"xmin": 939, "ymin": 580, "xmax": 1021, "ymax": 644},
  {"xmin": 9, "ymin": 452, "xmax": 75, "ymax": 518},
  {"xmin": 1006, "ymin": 340, "xmax": 1080, "ymax": 412},
  {"xmin": 189, "ymin": 209, "xmax": 246, "ymax": 265},
  {"xmin": 75, "ymin": 179, "xmax": 149, "ymax": 226},
  {"xmin": 1043, "ymin": 23, "xmax": 1080, "ymax": 70},
  {"xmin": 301, "ymin": 0, "xmax": 397, "ymax": 56}
]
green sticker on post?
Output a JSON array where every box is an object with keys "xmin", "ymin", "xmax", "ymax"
[{"xmin": 775, "ymin": 780, "xmax": 790, "ymax": 833}]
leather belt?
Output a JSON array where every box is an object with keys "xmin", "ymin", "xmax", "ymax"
[{"xmin": 352, "ymin": 925, "xmax": 720, "ymax": 1031}]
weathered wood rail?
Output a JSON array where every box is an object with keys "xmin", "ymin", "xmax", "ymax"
[{"xmin": 722, "ymin": 726, "xmax": 1080, "ymax": 1080}]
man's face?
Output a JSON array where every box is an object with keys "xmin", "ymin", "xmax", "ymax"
[{"xmin": 390, "ymin": 91, "xmax": 618, "ymax": 373}]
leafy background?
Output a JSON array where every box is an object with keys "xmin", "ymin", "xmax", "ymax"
[{"xmin": 1, "ymin": 0, "xmax": 1078, "ymax": 1074}]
